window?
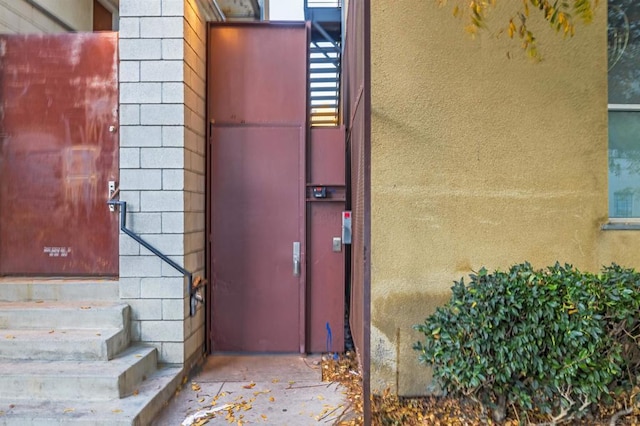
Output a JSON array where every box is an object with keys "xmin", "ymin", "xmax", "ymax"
[{"xmin": 608, "ymin": 1, "xmax": 640, "ymax": 219}]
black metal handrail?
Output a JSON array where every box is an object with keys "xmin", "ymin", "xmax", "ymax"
[{"xmin": 108, "ymin": 199, "xmax": 200, "ymax": 316}]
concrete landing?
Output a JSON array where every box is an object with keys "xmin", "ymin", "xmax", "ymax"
[{"xmin": 151, "ymin": 355, "xmax": 349, "ymax": 425}]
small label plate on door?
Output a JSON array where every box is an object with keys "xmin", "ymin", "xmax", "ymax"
[{"xmin": 332, "ymin": 237, "xmax": 342, "ymax": 252}]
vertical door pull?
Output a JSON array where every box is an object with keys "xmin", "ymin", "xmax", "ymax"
[{"xmin": 293, "ymin": 242, "xmax": 301, "ymax": 276}]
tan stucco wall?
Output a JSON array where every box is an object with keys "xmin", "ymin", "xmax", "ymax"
[{"xmin": 370, "ymin": 2, "xmax": 637, "ymax": 396}]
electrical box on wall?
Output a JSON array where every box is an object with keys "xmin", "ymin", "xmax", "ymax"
[
  {"xmin": 312, "ymin": 186, "xmax": 327, "ymax": 198},
  {"xmin": 342, "ymin": 211, "xmax": 352, "ymax": 244}
]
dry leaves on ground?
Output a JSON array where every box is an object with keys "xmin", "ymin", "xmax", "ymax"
[{"xmin": 320, "ymin": 353, "xmax": 640, "ymax": 425}]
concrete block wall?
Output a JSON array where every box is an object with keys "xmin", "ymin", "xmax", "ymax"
[{"xmin": 118, "ymin": 0, "xmax": 208, "ymax": 365}]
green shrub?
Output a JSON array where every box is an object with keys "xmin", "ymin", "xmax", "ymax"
[{"xmin": 413, "ymin": 262, "xmax": 640, "ymax": 423}]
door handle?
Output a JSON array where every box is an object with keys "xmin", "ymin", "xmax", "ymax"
[{"xmin": 293, "ymin": 242, "xmax": 300, "ymax": 277}]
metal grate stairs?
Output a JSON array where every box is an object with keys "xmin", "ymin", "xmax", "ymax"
[{"xmin": 310, "ymin": 38, "xmax": 341, "ymax": 126}]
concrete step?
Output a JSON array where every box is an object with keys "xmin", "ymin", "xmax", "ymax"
[
  {"xmin": 0, "ymin": 327, "xmax": 129, "ymax": 361},
  {"xmin": 0, "ymin": 345, "xmax": 158, "ymax": 401},
  {"xmin": 0, "ymin": 301, "xmax": 129, "ymax": 330},
  {"xmin": 0, "ymin": 365, "xmax": 183, "ymax": 426},
  {"xmin": 0, "ymin": 281, "xmax": 119, "ymax": 302}
]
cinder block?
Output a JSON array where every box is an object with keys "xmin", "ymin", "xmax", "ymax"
[
  {"xmin": 120, "ymin": 125, "xmax": 162, "ymax": 147},
  {"xmin": 120, "ymin": 169, "xmax": 162, "ymax": 190},
  {"xmin": 119, "ymin": 277, "xmax": 142, "ymax": 299},
  {"xmin": 128, "ymin": 299, "xmax": 163, "ymax": 321},
  {"xmin": 119, "ymin": 39, "xmax": 162, "ymax": 60},
  {"xmin": 162, "ymin": 169, "xmax": 185, "ymax": 190},
  {"xmin": 120, "ymin": 0, "xmax": 162, "ymax": 17},
  {"xmin": 119, "ymin": 61, "xmax": 140, "ymax": 83},
  {"xmin": 140, "ymin": 190, "xmax": 184, "ymax": 212},
  {"xmin": 119, "ymin": 104, "xmax": 140, "ymax": 125},
  {"xmin": 162, "ymin": 82, "xmax": 184, "ymax": 103},
  {"xmin": 161, "ymin": 342, "xmax": 185, "ymax": 364},
  {"xmin": 184, "ymin": 211, "xmax": 203, "ymax": 233},
  {"xmin": 140, "ymin": 17, "xmax": 184, "ymax": 38},
  {"xmin": 141, "ymin": 147, "xmax": 184, "ymax": 168},
  {"xmin": 130, "ymin": 320, "xmax": 141, "ymax": 341},
  {"xmin": 118, "ymin": 17, "xmax": 140, "ymax": 38},
  {"xmin": 182, "ymin": 170, "xmax": 197, "ymax": 192},
  {"xmin": 119, "ymin": 234, "xmax": 140, "ymax": 255},
  {"xmin": 183, "ymin": 251, "xmax": 203, "ymax": 273},
  {"xmin": 162, "ymin": 38, "xmax": 185, "ymax": 60},
  {"xmin": 163, "ymin": 126, "xmax": 185, "ymax": 147},
  {"xmin": 141, "ymin": 104, "xmax": 185, "ymax": 126},
  {"xmin": 119, "ymin": 190, "xmax": 141, "ymax": 212},
  {"xmin": 120, "ymin": 148, "xmax": 140, "ymax": 169},
  {"xmin": 162, "ymin": 212, "xmax": 184, "ymax": 233},
  {"xmin": 141, "ymin": 277, "xmax": 185, "ymax": 299},
  {"xmin": 140, "ymin": 320, "xmax": 184, "ymax": 342},
  {"xmin": 162, "ymin": 299, "xmax": 185, "ymax": 320},
  {"xmin": 140, "ymin": 60, "xmax": 184, "ymax": 82},
  {"xmin": 162, "ymin": 260, "xmax": 185, "ymax": 277},
  {"xmin": 185, "ymin": 326, "xmax": 204, "ymax": 361},
  {"xmin": 189, "ymin": 151, "xmax": 205, "ymax": 174},
  {"xmin": 128, "ymin": 212, "xmax": 163, "ymax": 234},
  {"xmin": 120, "ymin": 256, "xmax": 162, "ymax": 278},
  {"xmin": 120, "ymin": 82, "xmax": 162, "ymax": 104},
  {"xmin": 162, "ymin": 0, "xmax": 185, "ymax": 16},
  {"xmin": 143, "ymin": 234, "xmax": 185, "ymax": 256}
]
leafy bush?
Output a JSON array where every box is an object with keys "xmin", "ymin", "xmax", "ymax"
[{"xmin": 413, "ymin": 262, "xmax": 640, "ymax": 424}]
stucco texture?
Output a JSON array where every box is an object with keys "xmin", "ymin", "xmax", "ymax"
[{"xmin": 370, "ymin": 1, "xmax": 638, "ymax": 396}]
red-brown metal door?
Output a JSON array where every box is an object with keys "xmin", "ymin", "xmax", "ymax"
[
  {"xmin": 0, "ymin": 33, "xmax": 119, "ymax": 276},
  {"xmin": 211, "ymin": 125, "xmax": 305, "ymax": 352},
  {"xmin": 208, "ymin": 23, "xmax": 308, "ymax": 352}
]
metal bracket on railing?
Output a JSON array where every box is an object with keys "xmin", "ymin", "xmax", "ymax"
[{"xmin": 108, "ymin": 199, "xmax": 203, "ymax": 316}]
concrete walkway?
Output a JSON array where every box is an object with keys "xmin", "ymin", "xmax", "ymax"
[{"xmin": 151, "ymin": 355, "xmax": 349, "ymax": 425}]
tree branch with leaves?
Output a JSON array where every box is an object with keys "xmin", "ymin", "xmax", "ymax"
[{"xmin": 437, "ymin": 0, "xmax": 599, "ymax": 58}]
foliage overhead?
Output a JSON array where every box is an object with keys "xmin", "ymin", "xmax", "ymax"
[{"xmin": 436, "ymin": 0, "xmax": 599, "ymax": 58}]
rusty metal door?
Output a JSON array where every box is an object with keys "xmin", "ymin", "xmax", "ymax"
[
  {"xmin": 0, "ymin": 33, "xmax": 119, "ymax": 276},
  {"xmin": 211, "ymin": 125, "xmax": 305, "ymax": 352},
  {"xmin": 208, "ymin": 23, "xmax": 308, "ymax": 352}
]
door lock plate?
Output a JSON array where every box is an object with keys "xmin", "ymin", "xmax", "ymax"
[{"xmin": 332, "ymin": 237, "xmax": 342, "ymax": 252}]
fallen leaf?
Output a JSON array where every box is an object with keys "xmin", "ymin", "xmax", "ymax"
[
  {"xmin": 261, "ymin": 414, "xmax": 268, "ymax": 421},
  {"xmin": 271, "ymin": 378, "xmax": 280, "ymax": 383},
  {"xmin": 133, "ymin": 389, "xmax": 139, "ymax": 396},
  {"xmin": 269, "ymin": 396, "xmax": 275, "ymax": 402},
  {"xmin": 112, "ymin": 409, "xmax": 122, "ymax": 413},
  {"xmin": 48, "ymin": 330, "xmax": 54, "ymax": 334},
  {"xmin": 63, "ymin": 408, "xmax": 74, "ymax": 413},
  {"xmin": 242, "ymin": 382, "xmax": 256, "ymax": 389},
  {"xmin": 198, "ymin": 397, "xmax": 205, "ymax": 403},
  {"xmin": 135, "ymin": 354, "xmax": 143, "ymax": 358},
  {"xmin": 5, "ymin": 335, "xmax": 14, "ymax": 339},
  {"xmin": 96, "ymin": 333, "xmax": 101, "ymax": 336},
  {"xmin": 317, "ymin": 395, "xmax": 325, "ymax": 401},
  {"xmin": 191, "ymin": 382, "xmax": 201, "ymax": 392},
  {"xmin": 35, "ymin": 300, "xmax": 44, "ymax": 304}
]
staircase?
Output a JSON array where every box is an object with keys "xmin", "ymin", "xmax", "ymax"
[
  {"xmin": 306, "ymin": 0, "xmax": 342, "ymax": 127},
  {"xmin": 0, "ymin": 282, "xmax": 182, "ymax": 425}
]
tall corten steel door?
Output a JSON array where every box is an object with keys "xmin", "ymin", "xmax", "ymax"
[
  {"xmin": 0, "ymin": 33, "xmax": 119, "ymax": 276},
  {"xmin": 209, "ymin": 24, "xmax": 308, "ymax": 352}
]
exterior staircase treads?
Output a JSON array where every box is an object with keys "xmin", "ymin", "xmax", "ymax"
[
  {"xmin": 0, "ymin": 365, "xmax": 183, "ymax": 426},
  {"xmin": 0, "ymin": 345, "xmax": 158, "ymax": 401},
  {"xmin": 0, "ymin": 327, "xmax": 128, "ymax": 361},
  {"xmin": 0, "ymin": 301, "xmax": 129, "ymax": 330}
]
